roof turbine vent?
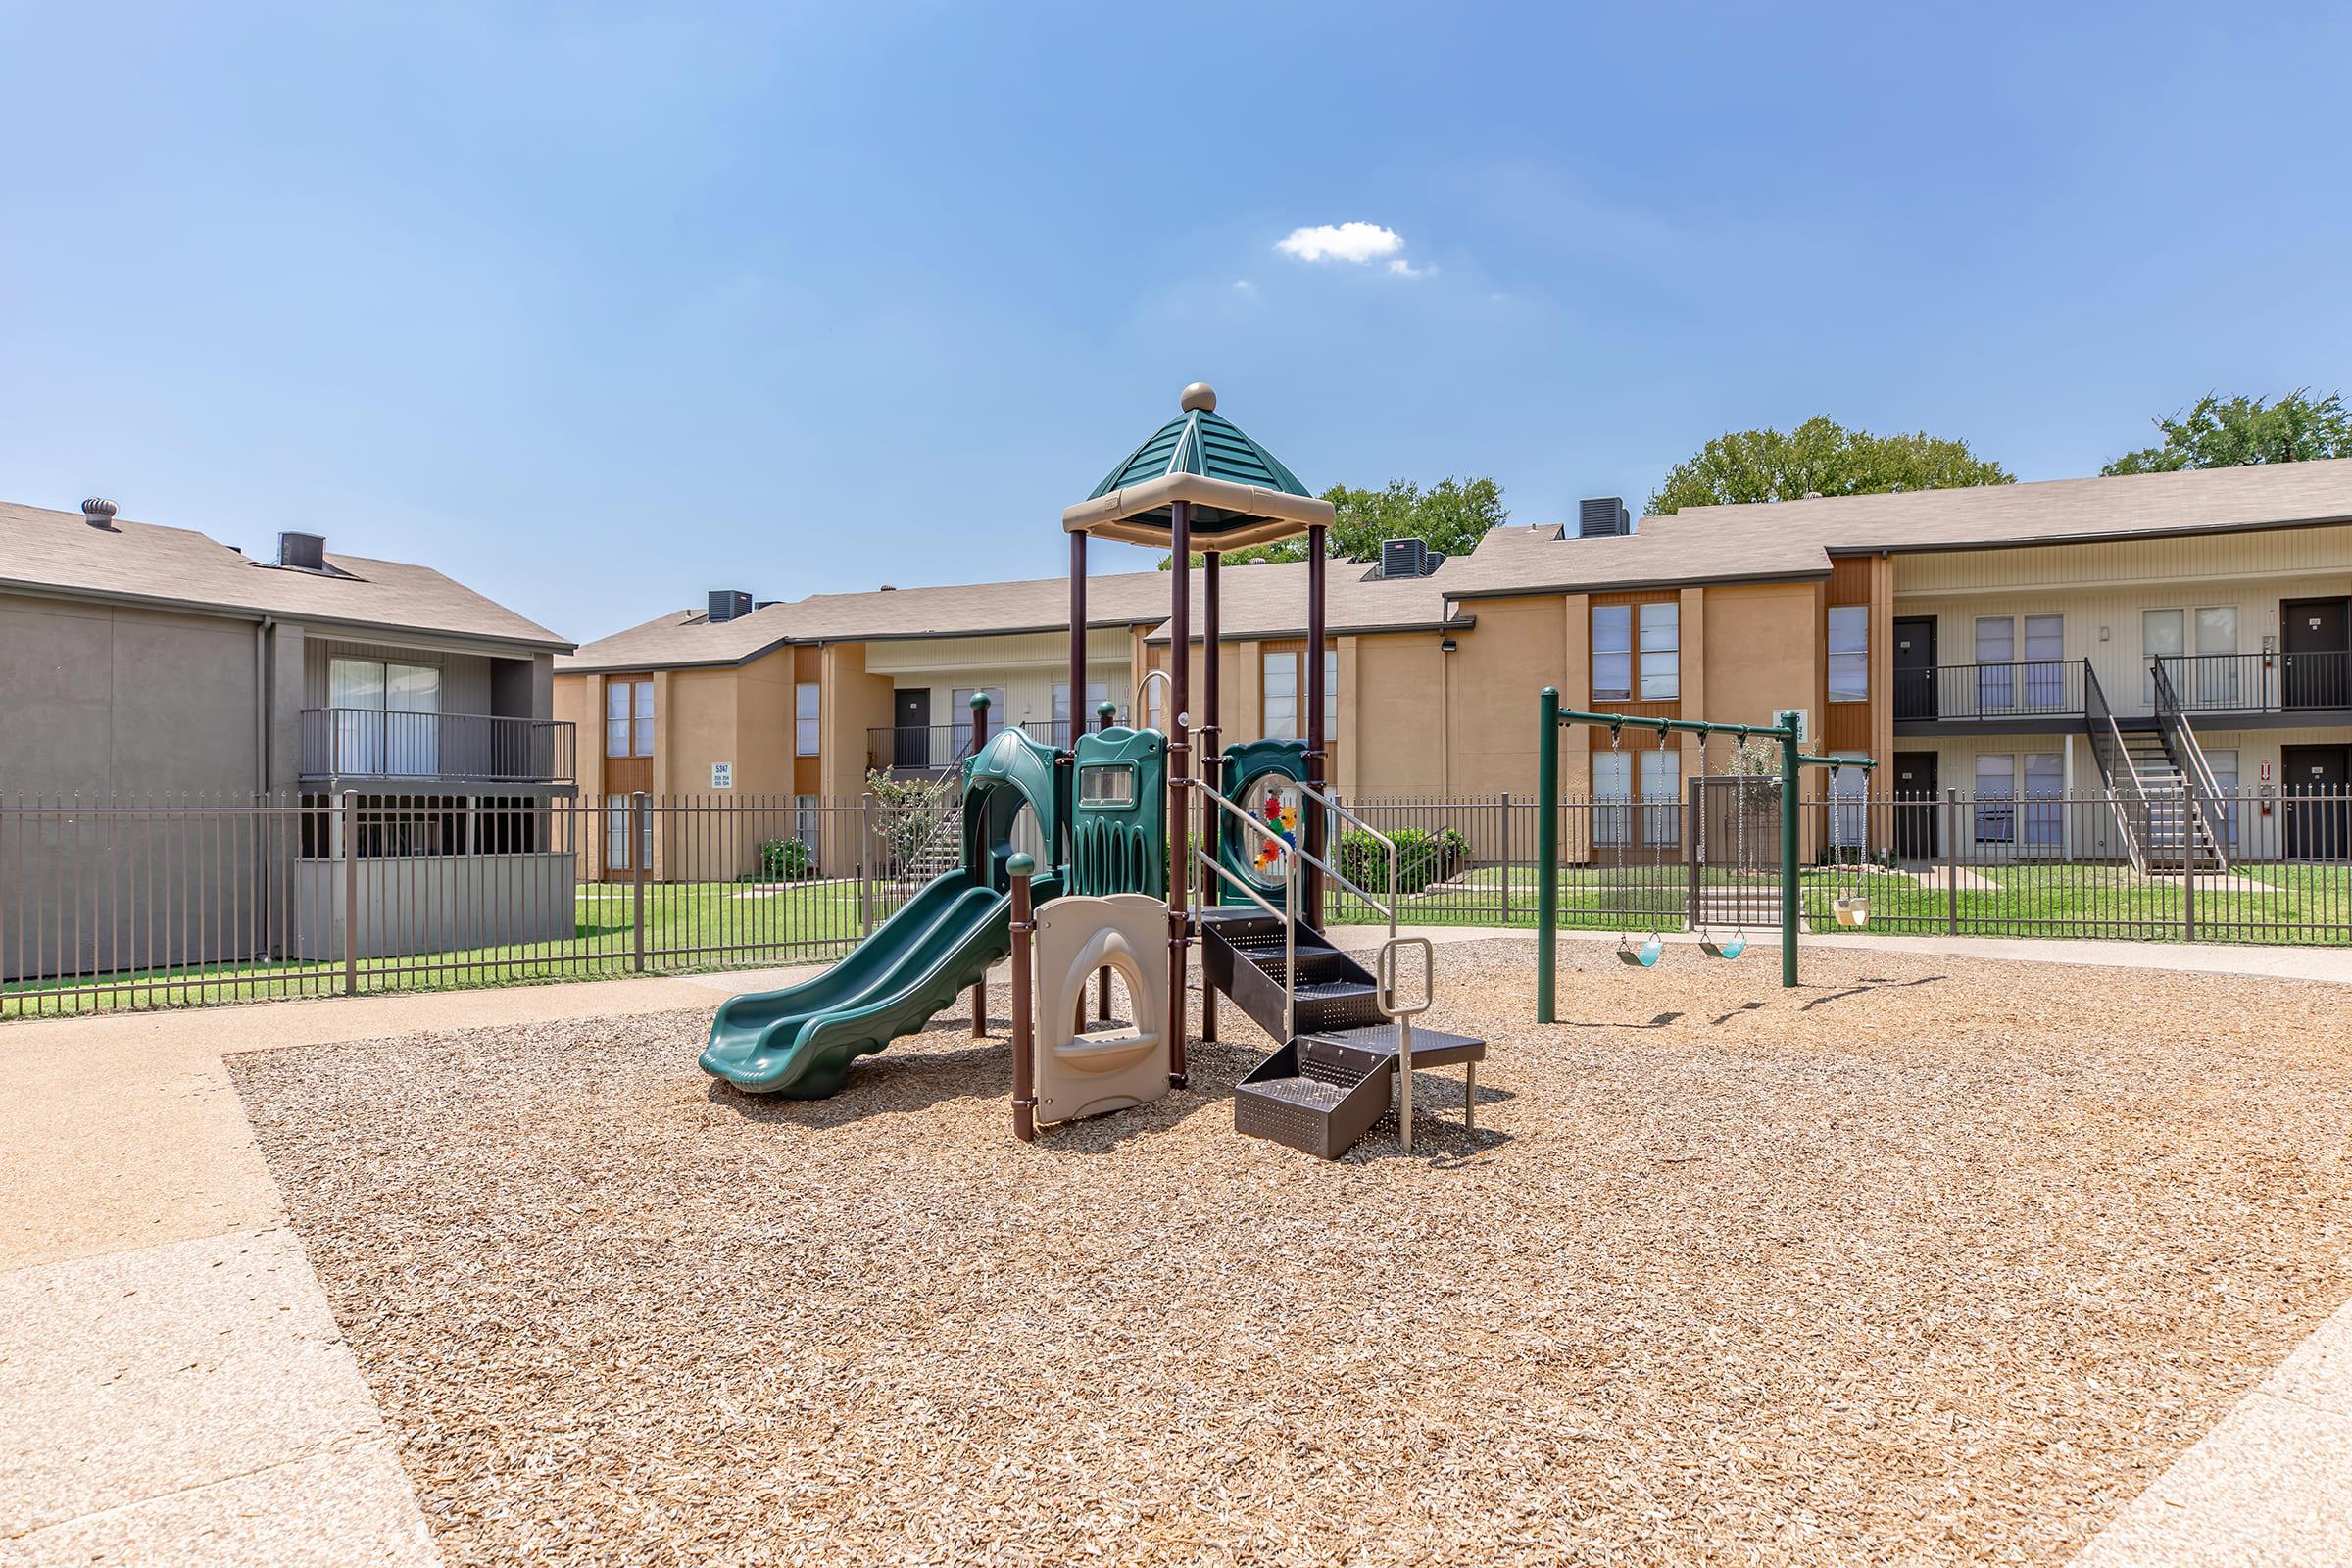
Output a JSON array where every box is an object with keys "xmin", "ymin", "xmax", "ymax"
[{"xmin": 81, "ymin": 497, "xmax": 120, "ymax": 530}]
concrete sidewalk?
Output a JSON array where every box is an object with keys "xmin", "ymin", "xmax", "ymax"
[{"xmin": 0, "ymin": 965, "xmax": 818, "ymax": 1567}]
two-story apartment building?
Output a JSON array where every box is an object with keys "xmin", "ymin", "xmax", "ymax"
[
  {"xmin": 557, "ymin": 457, "xmax": 2352, "ymax": 881},
  {"xmin": 0, "ymin": 497, "xmax": 577, "ymax": 972}
]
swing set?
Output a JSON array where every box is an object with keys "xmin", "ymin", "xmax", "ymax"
[{"xmin": 1534, "ymin": 687, "xmax": 1874, "ymax": 1021}]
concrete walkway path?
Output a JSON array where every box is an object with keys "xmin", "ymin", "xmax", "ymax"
[{"xmin": 0, "ymin": 966, "xmax": 818, "ymax": 1566}]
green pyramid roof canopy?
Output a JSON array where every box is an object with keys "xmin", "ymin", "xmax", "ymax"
[{"xmin": 1061, "ymin": 384, "xmax": 1335, "ymax": 551}]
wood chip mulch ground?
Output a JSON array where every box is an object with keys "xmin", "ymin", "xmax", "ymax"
[{"xmin": 229, "ymin": 941, "xmax": 2352, "ymax": 1567}]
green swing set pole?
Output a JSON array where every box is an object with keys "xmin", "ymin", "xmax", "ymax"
[
  {"xmin": 1780, "ymin": 726, "xmax": 1802, "ymax": 990},
  {"xmin": 1536, "ymin": 687, "xmax": 1560, "ymax": 1023}
]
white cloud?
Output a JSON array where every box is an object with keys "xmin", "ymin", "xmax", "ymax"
[
  {"xmin": 1275, "ymin": 221, "xmax": 1405, "ymax": 265},
  {"xmin": 1386, "ymin": 258, "xmax": 1436, "ymax": 279},
  {"xmin": 1232, "ymin": 279, "xmax": 1256, "ymax": 294}
]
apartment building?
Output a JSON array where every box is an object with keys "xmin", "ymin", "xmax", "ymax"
[
  {"xmin": 0, "ymin": 497, "xmax": 576, "ymax": 971},
  {"xmin": 560, "ymin": 457, "xmax": 2352, "ymax": 877}
]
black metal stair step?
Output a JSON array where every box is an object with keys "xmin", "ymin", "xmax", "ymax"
[{"xmin": 1308, "ymin": 1023, "xmax": 1489, "ymax": 1069}]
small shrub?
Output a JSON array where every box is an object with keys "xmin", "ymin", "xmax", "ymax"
[
  {"xmin": 756, "ymin": 837, "xmax": 816, "ymax": 881},
  {"xmin": 1336, "ymin": 825, "xmax": 1469, "ymax": 899}
]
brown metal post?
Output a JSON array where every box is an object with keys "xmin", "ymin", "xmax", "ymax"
[
  {"xmin": 1068, "ymin": 530, "xmax": 1088, "ymax": 752},
  {"xmin": 1305, "ymin": 522, "xmax": 1327, "ymax": 926},
  {"xmin": 1166, "ymin": 499, "xmax": 1191, "ymax": 1088},
  {"xmin": 1009, "ymin": 853, "xmax": 1037, "ymax": 1142},
  {"xmin": 969, "ymin": 691, "xmax": 991, "ymax": 1037},
  {"xmin": 1200, "ymin": 548, "xmax": 1221, "ymax": 1044}
]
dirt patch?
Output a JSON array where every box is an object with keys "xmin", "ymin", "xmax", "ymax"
[{"xmin": 230, "ymin": 941, "xmax": 2352, "ymax": 1567}]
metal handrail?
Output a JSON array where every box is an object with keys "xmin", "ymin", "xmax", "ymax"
[
  {"xmin": 2083, "ymin": 663, "xmax": 2150, "ymax": 875},
  {"xmin": 2151, "ymin": 658, "xmax": 2233, "ymax": 872},
  {"xmin": 1189, "ymin": 778, "xmax": 1299, "ymax": 1044},
  {"xmin": 1291, "ymin": 780, "xmax": 1397, "ymax": 940},
  {"xmin": 1376, "ymin": 934, "xmax": 1435, "ymax": 1152}
]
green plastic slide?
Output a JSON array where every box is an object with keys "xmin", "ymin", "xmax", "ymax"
[{"xmin": 699, "ymin": 867, "xmax": 1054, "ymax": 1099}]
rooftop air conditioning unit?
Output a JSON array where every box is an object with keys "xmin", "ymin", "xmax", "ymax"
[
  {"xmin": 708, "ymin": 589, "xmax": 752, "ymax": 623},
  {"xmin": 1578, "ymin": 497, "xmax": 1632, "ymax": 538},
  {"xmin": 1378, "ymin": 538, "xmax": 1446, "ymax": 578},
  {"xmin": 277, "ymin": 531, "xmax": 327, "ymax": 570}
]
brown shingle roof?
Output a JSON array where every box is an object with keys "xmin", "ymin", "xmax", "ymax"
[
  {"xmin": 0, "ymin": 501, "xmax": 568, "ymax": 649},
  {"xmin": 1444, "ymin": 458, "xmax": 2352, "ymax": 601},
  {"xmin": 1141, "ymin": 558, "xmax": 1469, "ymax": 644}
]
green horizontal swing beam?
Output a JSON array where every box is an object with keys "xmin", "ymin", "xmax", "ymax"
[{"xmin": 1536, "ymin": 689, "xmax": 1876, "ymax": 1016}]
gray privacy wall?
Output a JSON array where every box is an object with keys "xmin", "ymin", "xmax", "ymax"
[{"xmin": 291, "ymin": 852, "xmax": 577, "ymax": 960}]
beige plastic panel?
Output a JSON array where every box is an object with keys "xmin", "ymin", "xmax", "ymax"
[{"xmin": 1032, "ymin": 893, "xmax": 1171, "ymax": 1126}]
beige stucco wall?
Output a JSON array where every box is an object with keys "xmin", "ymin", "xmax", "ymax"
[{"xmin": 822, "ymin": 641, "xmax": 895, "ymax": 799}]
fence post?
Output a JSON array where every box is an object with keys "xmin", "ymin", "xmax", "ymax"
[
  {"xmin": 859, "ymin": 793, "xmax": 876, "ymax": 938},
  {"xmin": 631, "ymin": 790, "xmax": 649, "ymax": 973},
  {"xmin": 340, "ymin": 789, "xmax": 360, "ymax": 996},
  {"xmin": 1943, "ymin": 788, "xmax": 1961, "ymax": 935},
  {"xmin": 1498, "ymin": 792, "xmax": 1511, "ymax": 926},
  {"xmin": 2183, "ymin": 832, "xmax": 2197, "ymax": 943},
  {"xmin": 1686, "ymin": 774, "xmax": 1703, "ymax": 933}
]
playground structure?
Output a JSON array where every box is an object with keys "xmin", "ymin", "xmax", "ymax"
[
  {"xmin": 703, "ymin": 384, "xmax": 1483, "ymax": 1158},
  {"xmin": 1532, "ymin": 687, "xmax": 1876, "ymax": 1020}
]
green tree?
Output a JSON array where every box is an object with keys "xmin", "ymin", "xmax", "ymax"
[
  {"xmin": 2101, "ymin": 389, "xmax": 2352, "ymax": 474},
  {"xmin": 1646, "ymin": 416, "xmax": 2012, "ymax": 515},
  {"xmin": 1162, "ymin": 476, "xmax": 1506, "ymax": 567}
]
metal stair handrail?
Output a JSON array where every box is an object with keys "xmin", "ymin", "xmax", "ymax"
[
  {"xmin": 2151, "ymin": 657, "xmax": 2233, "ymax": 873},
  {"xmin": 1376, "ymin": 935, "xmax": 1435, "ymax": 1152},
  {"xmin": 2082, "ymin": 663, "xmax": 2151, "ymax": 875},
  {"xmin": 1291, "ymin": 780, "xmax": 1399, "ymax": 943},
  {"xmin": 1190, "ymin": 777, "xmax": 1300, "ymax": 1045}
]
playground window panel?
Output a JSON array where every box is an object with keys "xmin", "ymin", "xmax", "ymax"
[
  {"xmin": 795, "ymin": 682, "xmax": 820, "ymax": 756},
  {"xmin": 1828, "ymin": 607, "xmax": 1869, "ymax": 703},
  {"xmin": 1079, "ymin": 763, "xmax": 1136, "ymax": 808},
  {"xmin": 1974, "ymin": 753, "xmax": 2017, "ymax": 845}
]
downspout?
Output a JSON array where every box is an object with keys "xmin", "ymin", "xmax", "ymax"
[{"xmin": 254, "ymin": 615, "xmax": 276, "ymax": 796}]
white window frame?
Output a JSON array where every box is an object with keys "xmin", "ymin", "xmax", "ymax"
[
  {"xmin": 1262, "ymin": 651, "xmax": 1299, "ymax": 741},
  {"xmin": 1592, "ymin": 605, "xmax": 1633, "ymax": 704},
  {"xmin": 794, "ymin": 682, "xmax": 820, "ymax": 757},
  {"xmin": 1827, "ymin": 607, "xmax": 1868, "ymax": 704},
  {"xmin": 1639, "ymin": 602, "xmax": 1680, "ymax": 701}
]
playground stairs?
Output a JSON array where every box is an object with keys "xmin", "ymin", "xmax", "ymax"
[{"xmin": 1200, "ymin": 907, "xmax": 1486, "ymax": 1160}]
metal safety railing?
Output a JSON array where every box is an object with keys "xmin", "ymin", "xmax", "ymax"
[{"xmin": 1189, "ymin": 777, "xmax": 1299, "ymax": 1043}]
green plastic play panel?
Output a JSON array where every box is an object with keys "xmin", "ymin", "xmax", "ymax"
[
  {"xmin": 1068, "ymin": 724, "xmax": 1167, "ymax": 897},
  {"xmin": 1216, "ymin": 737, "xmax": 1307, "ymax": 904}
]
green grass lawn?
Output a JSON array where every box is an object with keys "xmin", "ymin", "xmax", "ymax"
[
  {"xmin": 1328, "ymin": 860, "xmax": 2352, "ymax": 944},
  {"xmin": 3, "ymin": 878, "xmax": 877, "ymax": 1018}
]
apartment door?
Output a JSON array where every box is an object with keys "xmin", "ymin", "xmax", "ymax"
[
  {"xmin": 602, "ymin": 679, "xmax": 655, "ymax": 879},
  {"xmin": 1891, "ymin": 751, "xmax": 1938, "ymax": 859},
  {"xmin": 2281, "ymin": 745, "xmax": 2349, "ymax": 860},
  {"xmin": 1893, "ymin": 617, "xmax": 1936, "ymax": 719},
  {"xmin": 894, "ymin": 689, "xmax": 931, "ymax": 768},
  {"xmin": 2281, "ymin": 597, "xmax": 2349, "ymax": 710}
]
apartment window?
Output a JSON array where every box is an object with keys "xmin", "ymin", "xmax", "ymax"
[
  {"xmin": 1593, "ymin": 603, "xmax": 1678, "ymax": 702},
  {"xmin": 2023, "ymin": 615, "xmax": 2066, "ymax": 710},
  {"xmin": 606, "ymin": 679, "xmax": 653, "ymax": 759},
  {"xmin": 1827, "ymin": 755, "xmax": 1868, "ymax": 855},
  {"xmin": 2194, "ymin": 607, "xmax": 2240, "ymax": 705},
  {"xmin": 795, "ymin": 682, "xmax": 820, "ymax": 756},
  {"xmin": 1974, "ymin": 753, "xmax": 2016, "ymax": 844},
  {"xmin": 2142, "ymin": 609, "xmax": 2181, "ymax": 705},
  {"xmin": 1975, "ymin": 618, "xmax": 2015, "ymax": 710},
  {"xmin": 2205, "ymin": 748, "xmax": 2241, "ymax": 847},
  {"xmin": 329, "ymin": 656, "xmax": 441, "ymax": 775},
  {"xmin": 950, "ymin": 687, "xmax": 1005, "ymax": 742},
  {"xmin": 1594, "ymin": 746, "xmax": 1680, "ymax": 847},
  {"xmin": 1053, "ymin": 681, "xmax": 1113, "ymax": 742},
  {"xmin": 2022, "ymin": 752, "xmax": 2064, "ymax": 849},
  {"xmin": 1828, "ymin": 607, "xmax": 1869, "ymax": 704},
  {"xmin": 1259, "ymin": 651, "xmax": 1339, "ymax": 744}
]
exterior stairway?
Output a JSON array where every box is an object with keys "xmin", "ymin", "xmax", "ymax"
[
  {"xmin": 2121, "ymin": 727, "xmax": 2227, "ymax": 874},
  {"xmin": 1200, "ymin": 907, "xmax": 1486, "ymax": 1159}
]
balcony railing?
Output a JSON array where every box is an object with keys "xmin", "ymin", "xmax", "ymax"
[
  {"xmin": 2153, "ymin": 651, "xmax": 2352, "ymax": 714},
  {"xmin": 301, "ymin": 709, "xmax": 576, "ymax": 784},
  {"xmin": 1895, "ymin": 659, "xmax": 2087, "ymax": 723},
  {"xmin": 865, "ymin": 716, "xmax": 1131, "ymax": 774}
]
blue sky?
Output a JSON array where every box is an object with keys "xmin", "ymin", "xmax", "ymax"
[{"xmin": 5, "ymin": 3, "xmax": 2348, "ymax": 642}]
